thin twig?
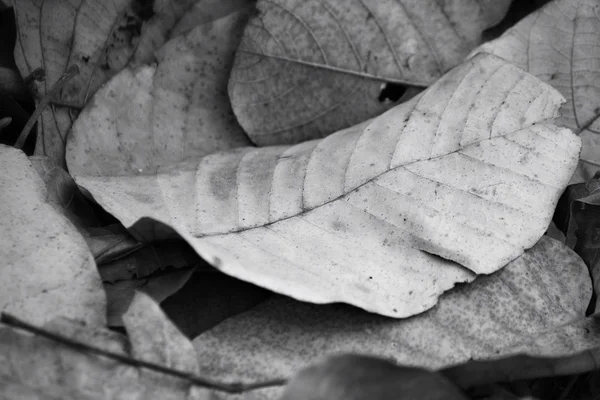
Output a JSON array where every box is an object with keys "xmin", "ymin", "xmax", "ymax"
[
  {"xmin": 14, "ymin": 65, "xmax": 80, "ymax": 150},
  {"xmin": 580, "ymin": 158, "xmax": 600, "ymax": 168},
  {"xmin": 1, "ymin": 312, "xmax": 287, "ymax": 393},
  {"xmin": 47, "ymin": 98, "xmax": 85, "ymax": 110}
]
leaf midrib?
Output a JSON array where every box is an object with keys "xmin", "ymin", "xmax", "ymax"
[{"xmin": 195, "ymin": 118, "xmax": 561, "ymax": 239}]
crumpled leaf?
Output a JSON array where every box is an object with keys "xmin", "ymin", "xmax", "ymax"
[
  {"xmin": 12, "ymin": 0, "xmax": 186, "ymax": 165},
  {"xmin": 0, "ymin": 145, "xmax": 105, "ymax": 326},
  {"xmin": 554, "ymin": 178, "xmax": 600, "ymax": 314},
  {"xmin": 69, "ymin": 54, "xmax": 579, "ymax": 318},
  {"xmin": 229, "ymin": 0, "xmax": 512, "ymax": 145},
  {"xmin": 0, "ymin": 295, "xmax": 212, "ymax": 399},
  {"xmin": 281, "ymin": 354, "xmax": 468, "ymax": 400},
  {"xmin": 86, "ymin": 222, "xmax": 201, "ymax": 282},
  {"xmin": 66, "ymin": 6, "xmax": 252, "ymax": 176},
  {"xmin": 471, "ymin": 0, "xmax": 600, "ymax": 183},
  {"xmin": 105, "ymin": 267, "xmax": 195, "ymax": 326},
  {"xmin": 191, "ymin": 237, "xmax": 600, "ymax": 400}
]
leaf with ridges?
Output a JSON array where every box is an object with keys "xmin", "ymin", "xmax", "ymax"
[
  {"xmin": 471, "ymin": 0, "xmax": 600, "ymax": 183},
  {"xmin": 69, "ymin": 54, "xmax": 580, "ymax": 318},
  {"xmin": 229, "ymin": 0, "xmax": 512, "ymax": 145}
]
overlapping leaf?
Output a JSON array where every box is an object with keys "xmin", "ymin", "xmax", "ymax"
[
  {"xmin": 191, "ymin": 237, "xmax": 600, "ymax": 400},
  {"xmin": 0, "ymin": 292, "xmax": 211, "ymax": 399},
  {"xmin": 66, "ymin": 7, "xmax": 252, "ymax": 176},
  {"xmin": 105, "ymin": 267, "xmax": 195, "ymax": 326},
  {"xmin": 69, "ymin": 54, "xmax": 580, "ymax": 318},
  {"xmin": 0, "ymin": 145, "xmax": 105, "ymax": 326},
  {"xmin": 472, "ymin": 0, "xmax": 600, "ymax": 183},
  {"xmin": 229, "ymin": 0, "xmax": 512, "ymax": 145},
  {"xmin": 12, "ymin": 0, "xmax": 197, "ymax": 165},
  {"xmin": 554, "ymin": 178, "xmax": 600, "ymax": 315}
]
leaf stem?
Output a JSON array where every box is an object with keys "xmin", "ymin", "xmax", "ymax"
[
  {"xmin": 0, "ymin": 312, "xmax": 287, "ymax": 393},
  {"xmin": 14, "ymin": 65, "xmax": 79, "ymax": 150}
]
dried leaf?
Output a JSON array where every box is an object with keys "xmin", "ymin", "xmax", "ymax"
[
  {"xmin": 105, "ymin": 267, "xmax": 195, "ymax": 326},
  {"xmin": 0, "ymin": 304, "xmax": 212, "ymax": 399},
  {"xmin": 191, "ymin": 237, "xmax": 599, "ymax": 400},
  {"xmin": 86, "ymin": 224, "xmax": 145, "ymax": 266},
  {"xmin": 0, "ymin": 66, "xmax": 26, "ymax": 101},
  {"xmin": 0, "ymin": 145, "xmax": 105, "ymax": 326},
  {"xmin": 123, "ymin": 291, "xmax": 199, "ymax": 374},
  {"xmin": 12, "ymin": 0, "xmax": 180, "ymax": 165},
  {"xmin": 170, "ymin": 0, "xmax": 255, "ymax": 37},
  {"xmin": 66, "ymin": 8, "xmax": 252, "ymax": 176},
  {"xmin": 29, "ymin": 155, "xmax": 101, "ymax": 230},
  {"xmin": 471, "ymin": 0, "xmax": 600, "ymax": 183},
  {"xmin": 281, "ymin": 354, "xmax": 468, "ymax": 400},
  {"xmin": 554, "ymin": 178, "xmax": 600, "ymax": 314},
  {"xmin": 70, "ymin": 54, "xmax": 579, "ymax": 318},
  {"xmin": 229, "ymin": 0, "xmax": 512, "ymax": 145}
]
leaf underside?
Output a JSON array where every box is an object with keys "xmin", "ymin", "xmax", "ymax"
[{"xmin": 69, "ymin": 54, "xmax": 580, "ymax": 318}]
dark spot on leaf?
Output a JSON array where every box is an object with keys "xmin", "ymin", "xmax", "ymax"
[
  {"xmin": 331, "ymin": 220, "xmax": 347, "ymax": 232},
  {"xmin": 212, "ymin": 257, "xmax": 222, "ymax": 268},
  {"xmin": 378, "ymin": 83, "xmax": 407, "ymax": 103},
  {"xmin": 82, "ymin": 55, "xmax": 90, "ymax": 63}
]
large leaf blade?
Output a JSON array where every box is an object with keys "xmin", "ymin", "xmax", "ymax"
[{"xmin": 69, "ymin": 54, "xmax": 580, "ymax": 318}]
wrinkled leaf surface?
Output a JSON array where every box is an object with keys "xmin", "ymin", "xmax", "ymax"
[{"xmin": 69, "ymin": 54, "xmax": 579, "ymax": 318}]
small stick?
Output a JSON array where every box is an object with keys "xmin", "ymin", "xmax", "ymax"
[
  {"xmin": 14, "ymin": 65, "xmax": 80, "ymax": 150},
  {"xmin": 1, "ymin": 312, "xmax": 287, "ymax": 393}
]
